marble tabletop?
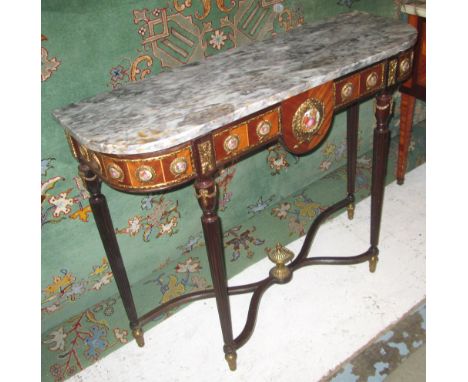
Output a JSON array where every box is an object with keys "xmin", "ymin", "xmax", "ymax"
[
  {"xmin": 53, "ymin": 11, "xmax": 417, "ymax": 155},
  {"xmin": 401, "ymin": 1, "xmax": 426, "ymax": 18}
]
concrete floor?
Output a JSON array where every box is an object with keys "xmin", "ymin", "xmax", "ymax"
[{"xmin": 68, "ymin": 164, "xmax": 426, "ymax": 382}]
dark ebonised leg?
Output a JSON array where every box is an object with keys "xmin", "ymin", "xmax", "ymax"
[
  {"xmin": 194, "ymin": 176, "xmax": 237, "ymax": 371},
  {"xmin": 369, "ymin": 93, "xmax": 393, "ymax": 273},
  {"xmin": 347, "ymin": 103, "xmax": 359, "ymax": 220},
  {"xmin": 79, "ymin": 163, "xmax": 144, "ymax": 346}
]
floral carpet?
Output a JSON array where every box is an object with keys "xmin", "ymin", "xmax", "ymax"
[{"xmin": 325, "ymin": 300, "xmax": 426, "ymax": 382}]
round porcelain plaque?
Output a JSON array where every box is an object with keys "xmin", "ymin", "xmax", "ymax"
[
  {"xmin": 341, "ymin": 82, "xmax": 354, "ymax": 100},
  {"xmin": 256, "ymin": 120, "xmax": 272, "ymax": 139},
  {"xmin": 224, "ymin": 135, "xmax": 240, "ymax": 153},
  {"xmin": 366, "ymin": 72, "xmax": 378, "ymax": 90},
  {"xmin": 400, "ymin": 58, "xmax": 410, "ymax": 75},
  {"xmin": 108, "ymin": 164, "xmax": 124, "ymax": 181},
  {"xmin": 136, "ymin": 166, "xmax": 155, "ymax": 182},
  {"xmin": 170, "ymin": 158, "xmax": 188, "ymax": 176},
  {"xmin": 292, "ymin": 98, "xmax": 324, "ymax": 144}
]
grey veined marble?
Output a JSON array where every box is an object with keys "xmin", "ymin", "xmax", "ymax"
[{"xmin": 53, "ymin": 11, "xmax": 417, "ymax": 155}]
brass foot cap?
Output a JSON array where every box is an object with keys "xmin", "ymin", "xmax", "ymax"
[
  {"xmin": 347, "ymin": 203, "xmax": 355, "ymax": 220},
  {"xmin": 225, "ymin": 353, "xmax": 237, "ymax": 371},
  {"xmin": 132, "ymin": 327, "xmax": 145, "ymax": 347},
  {"xmin": 369, "ymin": 255, "xmax": 378, "ymax": 273}
]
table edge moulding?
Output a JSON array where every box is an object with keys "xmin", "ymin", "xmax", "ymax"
[{"xmin": 52, "ymin": 11, "xmax": 417, "ymax": 371}]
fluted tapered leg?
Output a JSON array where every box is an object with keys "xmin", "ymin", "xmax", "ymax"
[
  {"xmin": 369, "ymin": 93, "xmax": 393, "ymax": 273},
  {"xmin": 195, "ymin": 176, "xmax": 237, "ymax": 370},
  {"xmin": 79, "ymin": 163, "xmax": 143, "ymax": 346}
]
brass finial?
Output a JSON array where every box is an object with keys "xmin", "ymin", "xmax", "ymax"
[{"xmin": 267, "ymin": 243, "xmax": 295, "ymax": 282}]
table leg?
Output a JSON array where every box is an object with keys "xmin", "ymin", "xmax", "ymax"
[
  {"xmin": 79, "ymin": 163, "xmax": 144, "ymax": 346},
  {"xmin": 396, "ymin": 93, "xmax": 416, "ymax": 185},
  {"xmin": 347, "ymin": 103, "xmax": 359, "ymax": 220},
  {"xmin": 369, "ymin": 93, "xmax": 392, "ymax": 273},
  {"xmin": 195, "ymin": 177, "xmax": 237, "ymax": 371}
]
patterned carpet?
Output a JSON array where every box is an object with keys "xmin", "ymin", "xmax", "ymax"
[{"xmin": 324, "ymin": 300, "xmax": 426, "ymax": 381}]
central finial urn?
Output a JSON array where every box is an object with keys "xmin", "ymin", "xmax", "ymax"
[{"xmin": 266, "ymin": 243, "xmax": 295, "ymax": 283}]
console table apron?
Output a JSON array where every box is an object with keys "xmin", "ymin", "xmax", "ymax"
[{"xmin": 53, "ymin": 11, "xmax": 417, "ymax": 371}]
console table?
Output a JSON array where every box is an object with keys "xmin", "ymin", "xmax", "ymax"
[{"xmin": 53, "ymin": 11, "xmax": 416, "ymax": 371}]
